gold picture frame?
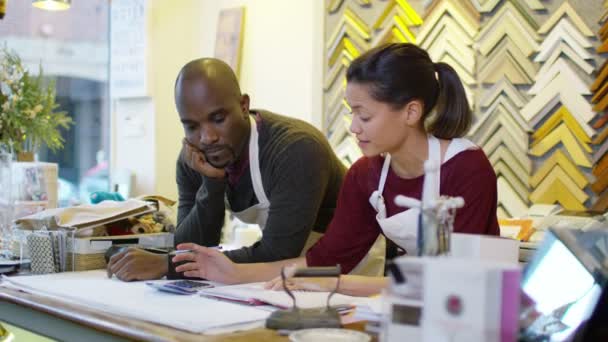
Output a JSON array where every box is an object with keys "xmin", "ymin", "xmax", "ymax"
[{"xmin": 214, "ymin": 7, "xmax": 245, "ymax": 77}]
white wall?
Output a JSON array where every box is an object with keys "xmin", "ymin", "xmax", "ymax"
[
  {"xmin": 112, "ymin": 0, "xmax": 324, "ymax": 201},
  {"xmin": 198, "ymin": 0, "xmax": 324, "ymax": 127},
  {"xmin": 112, "ymin": 98, "xmax": 156, "ymax": 196}
]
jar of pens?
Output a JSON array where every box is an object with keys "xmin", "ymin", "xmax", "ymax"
[{"xmin": 423, "ymin": 196, "xmax": 464, "ymax": 256}]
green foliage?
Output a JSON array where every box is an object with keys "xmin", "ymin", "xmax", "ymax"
[{"xmin": 0, "ymin": 46, "xmax": 72, "ymax": 153}]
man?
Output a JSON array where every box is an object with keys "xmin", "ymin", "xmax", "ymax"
[{"xmin": 107, "ymin": 58, "xmax": 346, "ymax": 281}]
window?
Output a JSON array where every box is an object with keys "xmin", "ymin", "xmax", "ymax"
[{"xmin": 0, "ymin": 1, "xmax": 110, "ymax": 206}]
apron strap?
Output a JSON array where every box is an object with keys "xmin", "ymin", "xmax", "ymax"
[
  {"xmin": 248, "ymin": 115, "xmax": 270, "ymax": 206},
  {"xmin": 369, "ymin": 155, "xmax": 391, "ymax": 214},
  {"xmin": 428, "ymin": 135, "xmax": 441, "ymax": 198},
  {"xmin": 444, "ymin": 138, "xmax": 478, "ymax": 163},
  {"xmin": 427, "ymin": 135, "xmax": 477, "ymax": 197},
  {"xmin": 378, "ymin": 154, "xmax": 391, "ymax": 195}
]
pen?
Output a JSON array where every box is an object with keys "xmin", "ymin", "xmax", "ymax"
[
  {"xmin": 170, "ymin": 249, "xmax": 194, "ymax": 255},
  {"xmin": 141, "ymin": 247, "xmax": 171, "ymax": 254},
  {"xmin": 170, "ymin": 246, "xmax": 222, "ymax": 255}
]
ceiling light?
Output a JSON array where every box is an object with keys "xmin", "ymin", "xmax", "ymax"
[{"xmin": 32, "ymin": 0, "xmax": 71, "ymax": 11}]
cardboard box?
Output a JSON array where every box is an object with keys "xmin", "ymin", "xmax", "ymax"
[{"xmin": 67, "ymin": 232, "xmax": 173, "ymax": 271}]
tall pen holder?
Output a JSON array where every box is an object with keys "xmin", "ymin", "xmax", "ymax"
[
  {"xmin": 394, "ymin": 158, "xmax": 463, "ymax": 257},
  {"xmin": 395, "ymin": 195, "xmax": 464, "ymax": 256}
]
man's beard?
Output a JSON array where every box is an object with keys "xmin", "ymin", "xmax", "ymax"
[{"xmin": 202, "ymin": 145, "xmax": 237, "ymax": 168}]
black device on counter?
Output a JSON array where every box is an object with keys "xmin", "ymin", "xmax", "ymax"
[
  {"xmin": 104, "ymin": 245, "xmax": 206, "ymax": 281},
  {"xmin": 519, "ymin": 227, "xmax": 608, "ymax": 341}
]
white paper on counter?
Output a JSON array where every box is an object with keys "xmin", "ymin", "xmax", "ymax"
[{"xmin": 1, "ymin": 270, "xmax": 270, "ymax": 333}]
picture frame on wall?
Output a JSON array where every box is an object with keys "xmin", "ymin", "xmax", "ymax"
[{"xmin": 214, "ymin": 7, "xmax": 245, "ymax": 78}]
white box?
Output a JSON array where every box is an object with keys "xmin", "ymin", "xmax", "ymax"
[
  {"xmin": 69, "ymin": 232, "xmax": 173, "ymax": 254},
  {"xmin": 451, "ymin": 233, "xmax": 519, "ymax": 264},
  {"xmin": 12, "ymin": 162, "xmax": 58, "ymax": 209},
  {"xmin": 421, "ymin": 258, "xmax": 521, "ymax": 342}
]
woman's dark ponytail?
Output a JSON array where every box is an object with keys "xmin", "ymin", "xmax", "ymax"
[
  {"xmin": 346, "ymin": 43, "xmax": 472, "ymax": 139},
  {"xmin": 429, "ymin": 62, "xmax": 472, "ymax": 139}
]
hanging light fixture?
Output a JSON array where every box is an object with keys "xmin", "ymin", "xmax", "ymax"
[{"xmin": 32, "ymin": 0, "xmax": 71, "ymax": 11}]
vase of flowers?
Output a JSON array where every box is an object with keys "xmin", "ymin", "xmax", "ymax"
[
  {"xmin": 0, "ymin": 46, "xmax": 72, "ymax": 161},
  {"xmin": 0, "ymin": 148, "xmax": 12, "ymax": 256}
]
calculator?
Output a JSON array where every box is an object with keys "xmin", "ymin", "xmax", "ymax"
[{"xmin": 146, "ymin": 280, "xmax": 213, "ymax": 295}]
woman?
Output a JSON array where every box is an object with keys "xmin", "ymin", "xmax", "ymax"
[{"xmin": 172, "ymin": 43, "xmax": 499, "ymax": 296}]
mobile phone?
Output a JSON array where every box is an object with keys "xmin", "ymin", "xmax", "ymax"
[{"xmin": 146, "ymin": 280, "xmax": 213, "ymax": 295}]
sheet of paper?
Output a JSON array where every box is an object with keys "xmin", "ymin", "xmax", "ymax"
[
  {"xmin": 199, "ymin": 282, "xmax": 369, "ymax": 309},
  {"xmin": 1, "ymin": 270, "xmax": 270, "ymax": 333},
  {"xmin": 0, "ymin": 258, "xmax": 30, "ymax": 266},
  {"xmin": 360, "ymin": 296, "xmax": 383, "ymax": 314}
]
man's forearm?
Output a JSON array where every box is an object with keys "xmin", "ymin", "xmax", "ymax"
[
  {"xmin": 175, "ymin": 179, "xmax": 226, "ymax": 246},
  {"xmin": 174, "ymin": 203, "xmax": 223, "ymax": 245},
  {"xmin": 223, "ymin": 244, "xmax": 286, "ymax": 263}
]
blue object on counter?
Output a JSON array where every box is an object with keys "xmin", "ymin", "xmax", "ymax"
[{"xmin": 90, "ymin": 191, "xmax": 125, "ymax": 204}]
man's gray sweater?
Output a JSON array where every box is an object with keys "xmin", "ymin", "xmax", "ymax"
[{"xmin": 174, "ymin": 110, "xmax": 346, "ymax": 263}]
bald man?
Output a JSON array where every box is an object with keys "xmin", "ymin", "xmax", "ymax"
[{"xmin": 107, "ymin": 58, "xmax": 346, "ymax": 281}]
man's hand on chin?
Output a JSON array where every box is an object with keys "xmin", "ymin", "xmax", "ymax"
[
  {"xmin": 107, "ymin": 247, "xmax": 168, "ymax": 282},
  {"xmin": 182, "ymin": 138, "xmax": 226, "ymax": 179}
]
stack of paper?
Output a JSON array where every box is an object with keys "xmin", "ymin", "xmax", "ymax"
[
  {"xmin": 0, "ymin": 258, "xmax": 29, "ymax": 274},
  {"xmin": 352, "ymin": 296, "xmax": 383, "ymax": 322},
  {"xmin": 351, "ymin": 296, "xmax": 387, "ymax": 334},
  {"xmin": 519, "ymin": 242, "xmax": 540, "ymax": 263},
  {"xmin": 199, "ymin": 282, "xmax": 368, "ymax": 309},
  {"xmin": 1, "ymin": 270, "xmax": 271, "ymax": 333}
]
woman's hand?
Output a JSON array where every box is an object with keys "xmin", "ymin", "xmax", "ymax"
[
  {"xmin": 172, "ymin": 243, "xmax": 241, "ymax": 284},
  {"xmin": 264, "ymin": 265, "xmax": 338, "ymax": 292}
]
